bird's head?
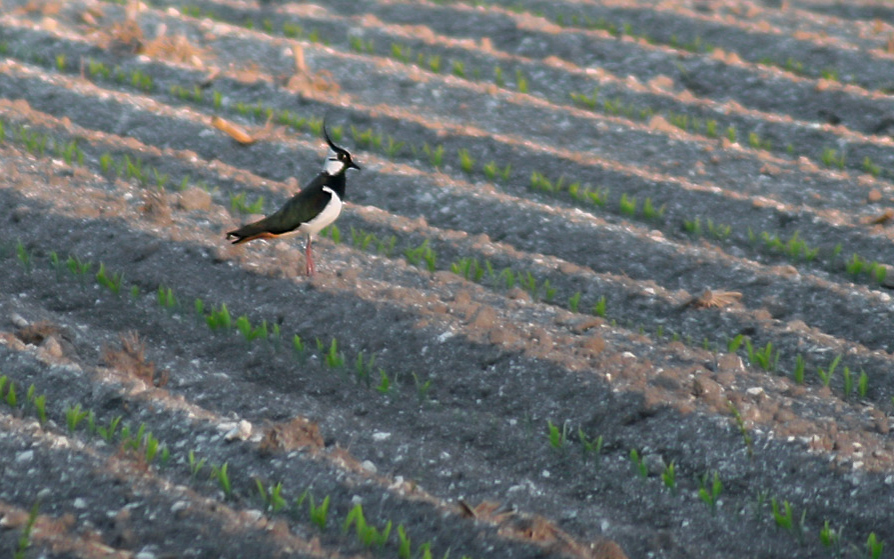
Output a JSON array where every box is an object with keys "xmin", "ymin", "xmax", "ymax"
[{"xmin": 322, "ymin": 125, "xmax": 361, "ymax": 176}]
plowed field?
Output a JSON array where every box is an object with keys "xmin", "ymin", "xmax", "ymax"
[{"xmin": 2, "ymin": 0, "xmax": 894, "ymax": 557}]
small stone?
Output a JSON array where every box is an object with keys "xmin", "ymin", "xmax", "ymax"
[
  {"xmin": 10, "ymin": 313, "xmax": 29, "ymax": 328},
  {"xmin": 643, "ymin": 454, "xmax": 667, "ymax": 476},
  {"xmin": 224, "ymin": 420, "xmax": 252, "ymax": 441},
  {"xmin": 170, "ymin": 501, "xmax": 189, "ymax": 513},
  {"xmin": 73, "ymin": 498, "xmax": 87, "ymax": 509},
  {"xmin": 177, "ymin": 187, "xmax": 212, "ymax": 212},
  {"xmin": 372, "ymin": 431, "xmax": 391, "ymax": 441},
  {"xmin": 40, "ymin": 336, "xmax": 64, "ymax": 359},
  {"xmin": 15, "ymin": 450, "xmax": 33, "ymax": 463},
  {"xmin": 360, "ymin": 460, "xmax": 377, "ymax": 473}
]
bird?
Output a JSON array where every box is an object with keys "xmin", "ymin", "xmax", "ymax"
[{"xmin": 226, "ymin": 126, "xmax": 360, "ymax": 276}]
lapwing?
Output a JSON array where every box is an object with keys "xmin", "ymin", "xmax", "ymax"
[{"xmin": 226, "ymin": 126, "xmax": 360, "ymax": 276}]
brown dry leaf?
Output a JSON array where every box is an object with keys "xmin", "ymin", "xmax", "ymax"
[
  {"xmin": 103, "ymin": 19, "xmax": 143, "ymax": 55},
  {"xmin": 102, "ymin": 331, "xmax": 169, "ymax": 387},
  {"xmin": 15, "ymin": 320, "xmax": 63, "ymax": 345},
  {"xmin": 139, "ymin": 189, "xmax": 172, "ymax": 224},
  {"xmin": 293, "ymin": 44, "xmax": 307, "ymax": 74},
  {"xmin": 258, "ymin": 416, "xmax": 324, "ymax": 455},
  {"xmin": 142, "ymin": 33, "xmax": 206, "ymax": 67},
  {"xmin": 285, "ymin": 69, "xmax": 339, "ymax": 96},
  {"xmin": 211, "ymin": 115, "xmax": 255, "ymax": 144},
  {"xmin": 863, "ymin": 208, "xmax": 894, "ymax": 225},
  {"xmin": 690, "ymin": 289, "xmax": 743, "ymax": 309}
]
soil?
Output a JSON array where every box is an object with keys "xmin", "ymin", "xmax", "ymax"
[{"xmin": 1, "ymin": 0, "xmax": 894, "ymax": 558}]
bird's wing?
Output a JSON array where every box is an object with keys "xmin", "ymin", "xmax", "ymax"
[{"xmin": 227, "ymin": 175, "xmax": 332, "ymax": 243}]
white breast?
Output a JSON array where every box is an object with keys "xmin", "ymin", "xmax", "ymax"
[{"xmin": 297, "ymin": 186, "xmax": 343, "ymax": 237}]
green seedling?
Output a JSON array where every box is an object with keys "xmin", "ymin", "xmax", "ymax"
[
  {"xmin": 457, "ymin": 148, "xmax": 475, "ymax": 174},
  {"xmin": 230, "ymin": 192, "xmax": 265, "ymax": 214},
  {"xmin": 95, "ymin": 263, "xmax": 123, "ymax": 294},
  {"xmin": 726, "ymin": 126, "xmax": 737, "ymax": 143},
  {"xmin": 423, "ymin": 143, "xmax": 444, "ymax": 168},
  {"xmin": 745, "ymin": 339, "xmax": 778, "ymax": 372},
  {"xmin": 376, "ymin": 369, "xmax": 392, "ymax": 394},
  {"xmin": 819, "ymin": 520, "xmax": 841, "ymax": 553},
  {"xmin": 384, "ymin": 137, "xmax": 404, "ymax": 158},
  {"xmin": 97, "ymin": 415, "xmax": 122, "ymax": 442},
  {"xmin": 619, "ymin": 193, "xmax": 637, "ymax": 216},
  {"xmin": 282, "ymin": 22, "xmax": 303, "ymax": 38},
  {"xmin": 398, "ymin": 524, "xmax": 412, "ymax": 559},
  {"xmin": 570, "ymin": 88, "xmax": 599, "ymax": 109},
  {"xmin": 661, "ymin": 461, "xmax": 676, "ymax": 493},
  {"xmin": 771, "ymin": 498, "xmax": 793, "ymax": 530},
  {"xmin": 642, "ymin": 197, "xmax": 665, "ymax": 219},
  {"xmin": 308, "ymin": 494, "xmax": 330, "ymax": 530},
  {"xmin": 698, "ymin": 471, "xmax": 722, "ymax": 512},
  {"xmin": 451, "ymin": 60, "xmax": 466, "ymax": 77},
  {"xmin": 292, "ymin": 334, "xmax": 305, "ymax": 354},
  {"xmin": 413, "ymin": 372, "xmax": 433, "ymax": 404},
  {"xmin": 33, "ymin": 394, "xmax": 47, "ymax": 424},
  {"xmin": 350, "ymin": 227, "xmax": 376, "ymax": 251},
  {"xmin": 629, "ymin": 449, "xmax": 648, "ymax": 477},
  {"xmin": 210, "ymin": 462, "xmax": 232, "ymax": 498},
  {"xmin": 727, "ymin": 334, "xmax": 745, "ymax": 353},
  {"xmin": 156, "ymin": 285, "xmax": 178, "ymax": 309},
  {"xmin": 821, "ymin": 147, "xmax": 845, "ymax": 169},
  {"xmin": 592, "ymin": 296, "xmax": 607, "ymax": 317},
  {"xmin": 404, "ymin": 240, "xmax": 437, "ymax": 271},
  {"xmin": 578, "ymin": 428, "xmax": 604, "ymax": 464},
  {"xmin": 547, "ymin": 420, "xmax": 568, "ymax": 450},
  {"xmin": 727, "ymin": 400, "xmax": 753, "ymax": 457},
  {"xmin": 683, "ymin": 217, "xmax": 702, "ymax": 236},
  {"xmin": 376, "ymin": 235, "xmax": 397, "ymax": 256},
  {"xmin": 817, "ymin": 355, "xmax": 841, "ymax": 388},
  {"xmin": 255, "ymin": 479, "xmax": 287, "ymax": 513},
  {"xmin": 324, "ymin": 338, "xmax": 344, "ymax": 368},
  {"xmin": 343, "ymin": 503, "xmax": 392, "ymax": 548},
  {"xmin": 4, "ymin": 380, "xmax": 16, "ymax": 408},
  {"xmin": 568, "ymin": 291, "xmax": 582, "ymax": 313},
  {"xmin": 792, "ymin": 354, "xmax": 806, "ymax": 384},
  {"xmin": 188, "ymin": 450, "xmax": 206, "ymax": 479},
  {"xmin": 515, "ymin": 69, "xmax": 528, "ymax": 93},
  {"xmin": 866, "ymin": 533, "xmax": 884, "ymax": 559},
  {"xmin": 843, "ymin": 366, "xmax": 854, "ymax": 399},
  {"xmin": 858, "ymin": 370, "xmax": 869, "ymax": 398},
  {"xmin": 494, "ymin": 65, "xmax": 505, "ymax": 87},
  {"xmin": 354, "ymin": 351, "xmax": 377, "ymax": 386},
  {"xmin": 64, "ymin": 403, "xmax": 88, "ymax": 432},
  {"xmin": 144, "ymin": 432, "xmax": 162, "ymax": 463},
  {"xmin": 14, "ymin": 500, "xmax": 39, "ymax": 559},
  {"xmin": 206, "ymin": 304, "xmax": 232, "ymax": 330},
  {"xmin": 15, "ymin": 240, "xmax": 31, "ymax": 273}
]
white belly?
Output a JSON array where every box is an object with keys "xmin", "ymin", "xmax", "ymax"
[{"xmin": 297, "ymin": 186, "xmax": 343, "ymax": 237}]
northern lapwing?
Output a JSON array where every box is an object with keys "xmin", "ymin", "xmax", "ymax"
[{"xmin": 226, "ymin": 126, "xmax": 360, "ymax": 276}]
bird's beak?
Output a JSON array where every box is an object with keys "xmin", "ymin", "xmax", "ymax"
[{"xmin": 349, "ymin": 161, "xmax": 361, "ymax": 171}]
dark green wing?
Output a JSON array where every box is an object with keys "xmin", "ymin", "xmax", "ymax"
[{"xmin": 227, "ymin": 175, "xmax": 331, "ymax": 243}]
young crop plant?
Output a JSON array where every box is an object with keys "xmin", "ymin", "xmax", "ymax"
[
  {"xmin": 515, "ymin": 69, "xmax": 529, "ymax": 93},
  {"xmin": 210, "ymin": 462, "xmax": 232, "ymax": 498},
  {"xmin": 157, "ymin": 285, "xmax": 178, "ymax": 309},
  {"xmin": 858, "ymin": 369, "xmax": 869, "ymax": 398},
  {"xmin": 629, "ymin": 449, "xmax": 648, "ymax": 478},
  {"xmin": 307, "ymin": 494, "xmax": 331, "ymax": 530},
  {"xmin": 97, "ymin": 415, "xmax": 122, "ymax": 443},
  {"xmin": 404, "ymin": 240, "xmax": 437, "ymax": 271},
  {"xmin": 570, "ymin": 88, "xmax": 599, "ymax": 110},
  {"xmin": 771, "ymin": 498, "xmax": 807, "ymax": 543},
  {"xmin": 343, "ymin": 503, "xmax": 393, "ymax": 549},
  {"xmin": 546, "ymin": 420, "xmax": 569, "ymax": 450},
  {"xmin": 457, "ymin": 148, "xmax": 475, "ymax": 174},
  {"xmin": 619, "ymin": 193, "xmax": 637, "ymax": 216},
  {"xmin": 661, "ymin": 461, "xmax": 677, "ymax": 493},
  {"xmin": 865, "ymin": 533, "xmax": 884, "ymax": 559},
  {"xmin": 592, "ymin": 296, "xmax": 607, "ymax": 318},
  {"xmin": 353, "ymin": 351, "xmax": 377, "ymax": 387},
  {"xmin": 376, "ymin": 369, "xmax": 392, "ymax": 394},
  {"xmin": 745, "ymin": 339, "xmax": 779, "ymax": 372},
  {"xmin": 792, "ymin": 354, "xmax": 806, "ymax": 384},
  {"xmin": 818, "ymin": 520, "xmax": 841, "ymax": 553},
  {"xmin": 683, "ymin": 217, "xmax": 702, "ymax": 236},
  {"xmin": 412, "ymin": 372, "xmax": 433, "ymax": 404},
  {"xmin": 324, "ymin": 338, "xmax": 345, "ymax": 369},
  {"xmin": 578, "ymin": 428, "xmax": 604, "ymax": 464},
  {"xmin": 698, "ymin": 471, "xmax": 723, "ymax": 512},
  {"xmin": 642, "ymin": 197, "xmax": 665, "ymax": 220},
  {"xmin": 817, "ymin": 354, "xmax": 841, "ymax": 388},
  {"xmin": 423, "ymin": 143, "xmax": 444, "ymax": 169},
  {"xmin": 15, "ymin": 239, "xmax": 31, "ymax": 273},
  {"xmin": 863, "ymin": 156, "xmax": 882, "ymax": 177},
  {"xmin": 188, "ymin": 450, "xmax": 207, "ymax": 479},
  {"xmin": 568, "ymin": 291, "xmax": 582, "ymax": 313},
  {"xmin": 727, "ymin": 400, "xmax": 753, "ymax": 457},
  {"xmin": 255, "ymin": 479, "xmax": 287, "ymax": 513},
  {"xmin": 821, "ymin": 147, "xmax": 845, "ymax": 169},
  {"xmin": 230, "ymin": 192, "xmax": 265, "ymax": 214},
  {"xmin": 451, "ymin": 60, "xmax": 466, "ymax": 78},
  {"xmin": 205, "ymin": 303, "xmax": 232, "ymax": 330},
  {"xmin": 64, "ymin": 403, "xmax": 88, "ymax": 433},
  {"xmin": 13, "ymin": 500, "xmax": 39, "ymax": 559},
  {"xmin": 95, "ymin": 263, "xmax": 123, "ymax": 294}
]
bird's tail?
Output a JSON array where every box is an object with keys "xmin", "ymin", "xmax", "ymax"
[{"xmin": 226, "ymin": 221, "xmax": 275, "ymax": 244}]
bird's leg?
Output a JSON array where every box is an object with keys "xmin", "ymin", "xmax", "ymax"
[{"xmin": 304, "ymin": 236, "xmax": 315, "ymax": 276}]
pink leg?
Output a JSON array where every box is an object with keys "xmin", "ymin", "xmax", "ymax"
[{"xmin": 304, "ymin": 236, "xmax": 315, "ymax": 276}]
